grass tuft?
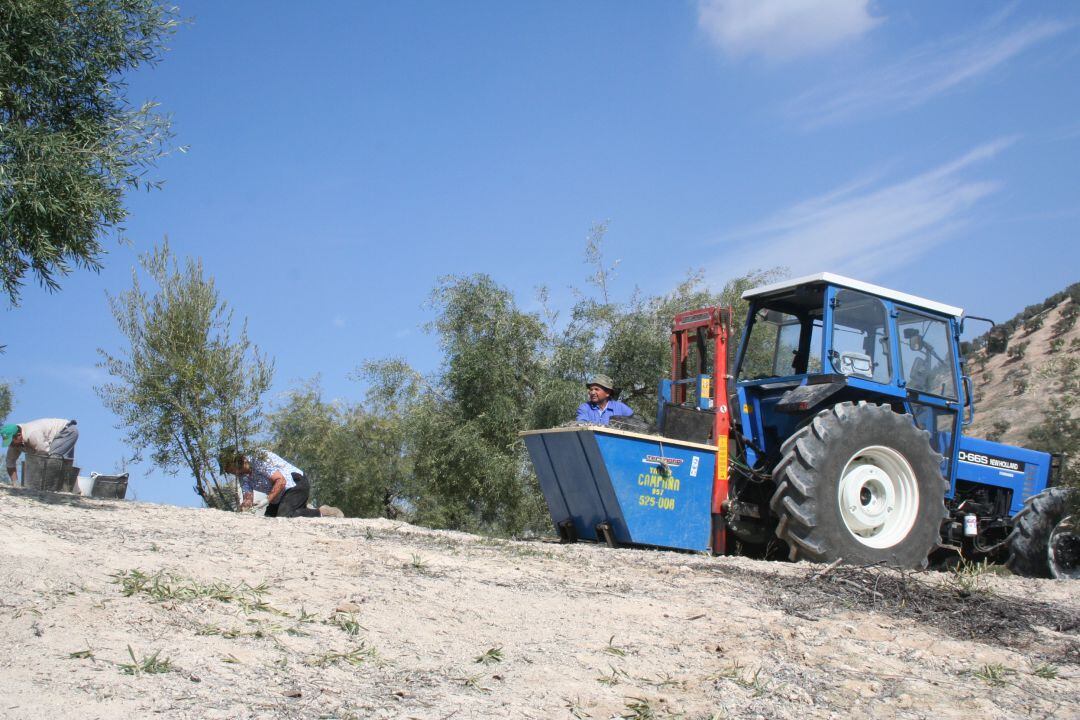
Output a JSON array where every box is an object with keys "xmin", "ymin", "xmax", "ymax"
[
  {"xmin": 596, "ymin": 665, "xmax": 628, "ymax": 686},
  {"xmin": 309, "ymin": 643, "xmax": 378, "ymax": 668},
  {"xmin": 621, "ymin": 697, "xmax": 657, "ymax": 720},
  {"xmin": 973, "ymin": 663, "xmax": 1015, "ymax": 686},
  {"xmin": 947, "ymin": 559, "xmax": 995, "ymax": 595},
  {"xmin": 330, "ymin": 612, "xmax": 362, "ymax": 636},
  {"xmin": 118, "ymin": 645, "xmax": 173, "ymax": 675},
  {"xmin": 602, "ymin": 635, "xmax": 628, "ymax": 657},
  {"xmin": 564, "ymin": 696, "xmax": 592, "ymax": 718},
  {"xmin": 458, "ymin": 673, "xmax": 491, "ymax": 693},
  {"xmin": 1031, "ymin": 662, "xmax": 1059, "ymax": 680},
  {"xmin": 111, "ymin": 569, "xmax": 282, "ymax": 614},
  {"xmin": 474, "ymin": 646, "xmax": 504, "ymax": 665}
]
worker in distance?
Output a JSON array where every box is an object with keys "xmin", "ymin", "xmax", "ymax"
[
  {"xmin": 219, "ymin": 447, "xmax": 343, "ymax": 518},
  {"xmin": 3, "ymin": 418, "xmax": 79, "ymax": 485},
  {"xmin": 576, "ymin": 374, "xmax": 633, "ymax": 425}
]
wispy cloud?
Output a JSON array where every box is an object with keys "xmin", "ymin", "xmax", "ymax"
[
  {"xmin": 790, "ymin": 11, "xmax": 1071, "ymax": 128},
  {"xmin": 332, "ymin": 314, "xmax": 347, "ymax": 329},
  {"xmin": 713, "ymin": 138, "xmax": 1015, "ymax": 280},
  {"xmin": 697, "ymin": 0, "xmax": 881, "ymax": 62},
  {"xmin": 1047, "ymin": 121, "xmax": 1080, "ymax": 143}
]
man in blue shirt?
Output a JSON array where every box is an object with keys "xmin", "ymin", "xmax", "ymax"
[{"xmin": 576, "ymin": 374, "xmax": 634, "ymax": 425}]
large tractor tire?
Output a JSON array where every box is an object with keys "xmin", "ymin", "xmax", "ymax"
[
  {"xmin": 1007, "ymin": 487, "xmax": 1079, "ymax": 580},
  {"xmin": 770, "ymin": 401, "xmax": 947, "ymax": 568}
]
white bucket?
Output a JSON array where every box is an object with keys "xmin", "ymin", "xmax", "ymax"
[{"xmin": 76, "ymin": 475, "xmax": 96, "ymax": 496}]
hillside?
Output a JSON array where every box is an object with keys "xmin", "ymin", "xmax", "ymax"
[
  {"xmin": 966, "ymin": 295, "xmax": 1080, "ymax": 448},
  {"xmin": 1, "ymin": 487, "xmax": 1076, "ymax": 720}
]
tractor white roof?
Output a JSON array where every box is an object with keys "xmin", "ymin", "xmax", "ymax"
[{"xmin": 743, "ymin": 272, "xmax": 964, "ymax": 318}]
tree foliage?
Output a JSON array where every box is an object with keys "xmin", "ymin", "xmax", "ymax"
[
  {"xmin": 334, "ymin": 227, "xmax": 787, "ymax": 535},
  {"xmin": 0, "ymin": 381, "xmax": 12, "ymax": 420},
  {"xmin": 267, "ymin": 377, "xmax": 408, "ymax": 518},
  {"xmin": 0, "ymin": 0, "xmax": 179, "ymax": 304},
  {"xmin": 97, "ymin": 243, "xmax": 273, "ymax": 508},
  {"xmin": 360, "ymin": 275, "xmax": 552, "ymax": 533}
]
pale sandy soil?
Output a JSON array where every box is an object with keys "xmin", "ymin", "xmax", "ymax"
[{"xmin": 1, "ymin": 487, "xmax": 1077, "ymax": 720}]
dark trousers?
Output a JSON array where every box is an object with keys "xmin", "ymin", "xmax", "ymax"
[
  {"xmin": 50, "ymin": 420, "xmax": 78, "ymax": 459},
  {"xmin": 265, "ymin": 472, "xmax": 321, "ymax": 518}
]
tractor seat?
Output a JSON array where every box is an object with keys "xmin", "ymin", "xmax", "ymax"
[{"xmin": 909, "ymin": 356, "xmax": 930, "ymax": 389}]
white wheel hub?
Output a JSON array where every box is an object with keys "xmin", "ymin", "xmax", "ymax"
[
  {"xmin": 837, "ymin": 446, "xmax": 919, "ymax": 549},
  {"xmin": 1048, "ymin": 515, "xmax": 1079, "ymax": 580}
]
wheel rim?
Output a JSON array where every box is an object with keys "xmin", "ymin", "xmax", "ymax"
[
  {"xmin": 1048, "ymin": 514, "xmax": 1080, "ymax": 580},
  {"xmin": 837, "ymin": 445, "xmax": 920, "ymax": 549}
]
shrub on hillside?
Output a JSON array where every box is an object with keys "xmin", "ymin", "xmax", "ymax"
[
  {"xmin": 1007, "ymin": 341, "xmax": 1029, "ymax": 362},
  {"xmin": 985, "ymin": 420, "xmax": 1011, "ymax": 443}
]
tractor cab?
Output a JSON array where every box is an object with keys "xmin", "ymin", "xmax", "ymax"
[{"xmin": 733, "ymin": 273, "xmax": 965, "ymax": 476}]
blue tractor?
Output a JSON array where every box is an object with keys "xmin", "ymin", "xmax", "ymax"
[
  {"xmin": 524, "ymin": 273, "xmax": 1076, "ymax": 577},
  {"xmin": 720, "ymin": 273, "xmax": 1072, "ymax": 576}
]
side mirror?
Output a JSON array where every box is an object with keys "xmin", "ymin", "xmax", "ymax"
[{"xmin": 986, "ymin": 326, "xmax": 1008, "ymax": 356}]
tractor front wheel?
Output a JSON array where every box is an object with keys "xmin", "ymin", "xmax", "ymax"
[
  {"xmin": 770, "ymin": 401, "xmax": 947, "ymax": 568},
  {"xmin": 1007, "ymin": 487, "xmax": 1078, "ymax": 579}
]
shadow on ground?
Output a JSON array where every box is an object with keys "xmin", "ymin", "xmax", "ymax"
[
  {"xmin": 0, "ymin": 485, "xmax": 122, "ymax": 511},
  {"xmin": 720, "ymin": 562, "xmax": 1080, "ymax": 664}
]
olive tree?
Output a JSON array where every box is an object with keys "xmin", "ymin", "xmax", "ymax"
[
  {"xmin": 0, "ymin": 381, "xmax": 12, "ymax": 420},
  {"xmin": 0, "ymin": 0, "xmax": 180, "ymax": 304},
  {"xmin": 348, "ymin": 248, "xmax": 785, "ymax": 535},
  {"xmin": 356, "ymin": 276, "xmax": 553, "ymax": 534},
  {"xmin": 590, "ymin": 267, "xmax": 787, "ymax": 422},
  {"xmin": 268, "ymin": 377, "xmax": 409, "ymax": 518},
  {"xmin": 97, "ymin": 243, "xmax": 273, "ymax": 508}
]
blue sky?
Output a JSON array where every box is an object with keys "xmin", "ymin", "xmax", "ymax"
[{"xmin": 4, "ymin": 1, "xmax": 1079, "ymax": 507}]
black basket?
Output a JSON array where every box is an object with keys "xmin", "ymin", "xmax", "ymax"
[
  {"xmin": 20, "ymin": 454, "xmax": 77, "ymax": 492},
  {"xmin": 90, "ymin": 473, "xmax": 129, "ymax": 499}
]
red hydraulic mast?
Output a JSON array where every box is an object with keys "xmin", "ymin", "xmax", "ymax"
[{"xmin": 670, "ymin": 307, "xmax": 732, "ymax": 554}]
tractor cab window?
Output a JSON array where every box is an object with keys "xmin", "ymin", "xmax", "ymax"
[
  {"xmin": 738, "ymin": 308, "xmax": 822, "ymax": 380},
  {"xmin": 829, "ymin": 290, "xmax": 891, "ymax": 384},
  {"xmin": 897, "ymin": 310, "xmax": 957, "ymax": 399}
]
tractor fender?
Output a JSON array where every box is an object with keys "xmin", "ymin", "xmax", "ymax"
[{"xmin": 775, "ymin": 381, "xmax": 846, "ymax": 414}]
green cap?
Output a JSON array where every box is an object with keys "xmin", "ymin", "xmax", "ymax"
[
  {"xmin": 586, "ymin": 374, "xmax": 615, "ymax": 392},
  {"xmin": 1, "ymin": 424, "xmax": 19, "ymax": 447}
]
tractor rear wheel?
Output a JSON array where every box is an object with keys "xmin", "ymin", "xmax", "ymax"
[
  {"xmin": 770, "ymin": 401, "xmax": 947, "ymax": 568},
  {"xmin": 1007, "ymin": 487, "xmax": 1078, "ymax": 579}
]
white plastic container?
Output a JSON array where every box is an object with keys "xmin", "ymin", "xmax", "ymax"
[{"xmin": 76, "ymin": 475, "xmax": 96, "ymax": 496}]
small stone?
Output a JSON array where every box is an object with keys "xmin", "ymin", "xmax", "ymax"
[
  {"xmin": 188, "ymin": 674, "xmax": 201, "ymax": 683},
  {"xmin": 283, "ymin": 688, "xmax": 302, "ymax": 698},
  {"xmin": 336, "ymin": 601, "xmax": 362, "ymax": 614}
]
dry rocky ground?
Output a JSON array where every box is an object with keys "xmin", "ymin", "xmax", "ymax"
[{"xmin": 1, "ymin": 486, "xmax": 1077, "ymax": 720}]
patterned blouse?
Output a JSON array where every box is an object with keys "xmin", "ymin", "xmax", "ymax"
[{"xmin": 239, "ymin": 450, "xmax": 302, "ymax": 496}]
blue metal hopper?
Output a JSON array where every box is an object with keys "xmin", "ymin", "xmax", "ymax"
[{"xmin": 522, "ymin": 426, "xmax": 719, "ymax": 552}]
